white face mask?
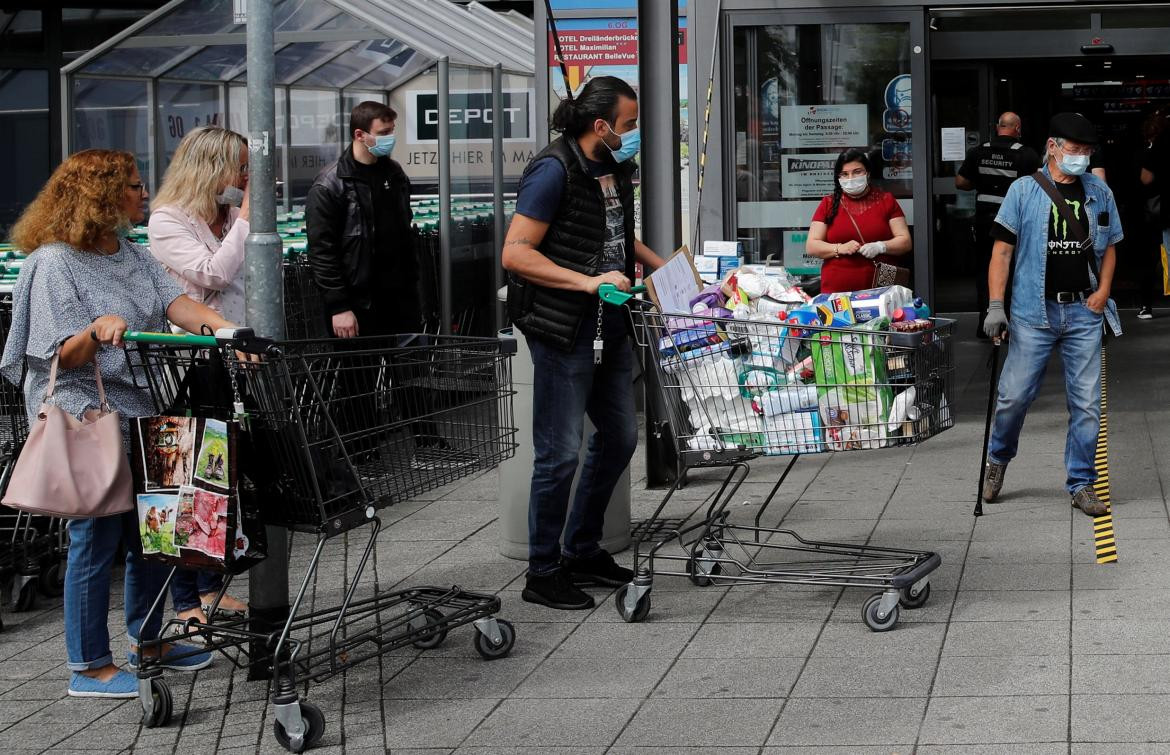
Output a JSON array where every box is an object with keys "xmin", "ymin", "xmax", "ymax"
[
  {"xmin": 216, "ymin": 184, "xmax": 245, "ymax": 207},
  {"xmin": 839, "ymin": 175, "xmax": 869, "ymax": 196}
]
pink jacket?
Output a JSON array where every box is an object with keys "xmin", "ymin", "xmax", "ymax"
[{"xmin": 147, "ymin": 204, "xmax": 249, "ymax": 322}]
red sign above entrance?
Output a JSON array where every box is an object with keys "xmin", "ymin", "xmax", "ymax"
[{"xmin": 548, "ymin": 27, "xmax": 687, "ymax": 91}]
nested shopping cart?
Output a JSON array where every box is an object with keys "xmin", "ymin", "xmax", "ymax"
[
  {"xmin": 123, "ymin": 328, "xmax": 518, "ymax": 752},
  {"xmin": 0, "ymin": 293, "xmax": 66, "ymax": 623},
  {"xmin": 281, "ymin": 250, "xmax": 328, "ymax": 341},
  {"xmin": 599, "ymin": 284, "xmax": 953, "ymax": 632}
]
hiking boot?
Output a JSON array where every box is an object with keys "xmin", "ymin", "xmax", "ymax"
[
  {"xmin": 982, "ymin": 462, "xmax": 1007, "ymax": 502},
  {"xmin": 562, "ymin": 550, "xmax": 634, "ymax": 588},
  {"xmin": 1072, "ymin": 487, "xmax": 1108, "ymax": 517},
  {"xmin": 521, "ymin": 570, "xmax": 595, "ymax": 610}
]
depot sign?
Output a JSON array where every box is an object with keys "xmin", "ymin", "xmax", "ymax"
[{"xmin": 407, "ymin": 89, "xmax": 533, "ymax": 144}]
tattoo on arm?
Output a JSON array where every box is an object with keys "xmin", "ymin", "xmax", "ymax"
[{"xmin": 504, "ymin": 237, "xmax": 534, "ymax": 247}]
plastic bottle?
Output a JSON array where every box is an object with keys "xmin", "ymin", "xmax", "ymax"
[{"xmin": 758, "ymin": 384, "xmax": 820, "ymax": 416}]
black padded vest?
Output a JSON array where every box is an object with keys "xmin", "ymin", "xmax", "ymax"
[{"xmin": 507, "ymin": 136, "xmax": 636, "ymax": 351}]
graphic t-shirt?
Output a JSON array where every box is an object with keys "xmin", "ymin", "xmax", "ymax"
[
  {"xmin": 992, "ymin": 179, "xmax": 1091, "ymax": 297},
  {"xmin": 514, "ymin": 153, "xmax": 629, "ymax": 338}
]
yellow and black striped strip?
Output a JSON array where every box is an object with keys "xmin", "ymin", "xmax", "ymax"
[{"xmin": 1092, "ymin": 346, "xmax": 1116, "ymax": 564}]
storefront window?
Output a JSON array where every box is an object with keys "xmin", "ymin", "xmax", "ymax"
[
  {"xmin": 158, "ymin": 82, "xmax": 225, "ymax": 171},
  {"xmin": 732, "ymin": 22, "xmax": 912, "ymax": 275},
  {"xmin": 73, "ymin": 77, "xmax": 151, "ymax": 189},
  {"xmin": 0, "ymin": 69, "xmax": 50, "ymax": 236}
]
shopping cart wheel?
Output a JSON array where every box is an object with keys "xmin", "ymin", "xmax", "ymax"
[
  {"xmin": 410, "ymin": 608, "xmax": 448, "ymax": 650},
  {"xmin": 13, "ymin": 580, "xmax": 36, "ymax": 612},
  {"xmin": 862, "ymin": 593, "xmax": 900, "ymax": 632},
  {"xmin": 142, "ymin": 677, "xmax": 173, "ymax": 728},
  {"xmin": 899, "ymin": 583, "xmax": 931, "ymax": 610},
  {"xmin": 273, "ymin": 700, "xmax": 325, "ymax": 753},
  {"xmin": 614, "ymin": 584, "xmax": 651, "ymax": 623},
  {"xmin": 473, "ymin": 619, "xmax": 515, "ymax": 661},
  {"xmin": 689, "ymin": 556, "xmax": 722, "ymax": 587},
  {"xmin": 38, "ymin": 561, "xmax": 64, "ymax": 598}
]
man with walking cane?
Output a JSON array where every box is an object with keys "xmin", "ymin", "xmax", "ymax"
[{"xmin": 980, "ymin": 112, "xmax": 1123, "ymax": 517}]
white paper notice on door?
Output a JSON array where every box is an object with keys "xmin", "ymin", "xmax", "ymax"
[{"xmin": 941, "ymin": 127, "xmax": 967, "ymax": 161}]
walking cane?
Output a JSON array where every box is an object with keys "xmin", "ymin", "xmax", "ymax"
[{"xmin": 974, "ymin": 334, "xmax": 1005, "ymax": 517}]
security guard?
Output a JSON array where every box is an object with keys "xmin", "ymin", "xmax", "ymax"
[{"xmin": 957, "ymin": 112, "xmax": 1041, "ymax": 336}]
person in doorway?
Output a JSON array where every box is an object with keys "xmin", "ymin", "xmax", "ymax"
[
  {"xmin": 956, "ymin": 112, "xmax": 1041, "ymax": 337},
  {"xmin": 981, "ymin": 112, "xmax": 1123, "ymax": 517},
  {"xmin": 503, "ymin": 76, "xmax": 665, "ymax": 610},
  {"xmin": 149, "ymin": 125, "xmax": 252, "ymax": 626},
  {"xmin": 1140, "ymin": 107, "xmax": 1170, "ymax": 319},
  {"xmin": 2, "ymin": 150, "xmax": 238, "ymax": 697},
  {"xmin": 805, "ymin": 148, "xmax": 912, "ymax": 294}
]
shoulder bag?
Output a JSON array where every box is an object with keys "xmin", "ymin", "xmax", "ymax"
[
  {"xmin": 1, "ymin": 354, "xmax": 133, "ymax": 519},
  {"xmin": 841, "ymin": 206, "xmax": 911, "ymax": 288}
]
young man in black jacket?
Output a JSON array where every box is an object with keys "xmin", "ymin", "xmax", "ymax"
[
  {"xmin": 504, "ymin": 77, "xmax": 665, "ymax": 610},
  {"xmin": 307, "ymin": 101, "xmax": 429, "ymax": 337}
]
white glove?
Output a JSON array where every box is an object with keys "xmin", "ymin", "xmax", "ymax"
[{"xmin": 859, "ymin": 241, "xmax": 887, "ymax": 259}]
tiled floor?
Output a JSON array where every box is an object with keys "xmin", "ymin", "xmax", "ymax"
[{"xmin": 2, "ymin": 312, "xmax": 1169, "ymax": 754}]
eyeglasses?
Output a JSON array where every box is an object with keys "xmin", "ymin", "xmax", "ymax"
[{"xmin": 127, "ymin": 182, "xmax": 147, "ymax": 194}]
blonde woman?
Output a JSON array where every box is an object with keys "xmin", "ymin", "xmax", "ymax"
[
  {"xmin": 149, "ymin": 125, "xmax": 250, "ymax": 324},
  {"xmin": 0, "ymin": 150, "xmax": 237, "ymax": 697},
  {"xmin": 148, "ymin": 126, "xmax": 250, "ymax": 625}
]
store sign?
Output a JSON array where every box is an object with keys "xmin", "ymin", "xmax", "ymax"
[
  {"xmin": 783, "ymin": 230, "xmax": 821, "ymax": 275},
  {"xmin": 780, "ymin": 153, "xmax": 838, "ymax": 199},
  {"xmin": 882, "ymin": 74, "xmax": 912, "ymax": 134},
  {"xmin": 779, "ymin": 104, "xmax": 867, "ymax": 149},
  {"xmin": 408, "ymin": 90, "xmax": 533, "ymax": 144}
]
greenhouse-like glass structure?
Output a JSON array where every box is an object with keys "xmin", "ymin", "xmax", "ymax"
[{"xmin": 62, "ymin": 0, "xmax": 536, "ymax": 335}]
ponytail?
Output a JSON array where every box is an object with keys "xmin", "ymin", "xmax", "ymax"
[{"xmin": 548, "ymin": 75, "xmax": 637, "ymax": 136}]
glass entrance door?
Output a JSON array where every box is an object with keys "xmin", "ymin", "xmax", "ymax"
[{"xmin": 726, "ymin": 9, "xmax": 929, "ymax": 294}]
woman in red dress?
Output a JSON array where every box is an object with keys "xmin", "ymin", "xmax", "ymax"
[{"xmin": 805, "ymin": 148, "xmax": 912, "ymax": 294}]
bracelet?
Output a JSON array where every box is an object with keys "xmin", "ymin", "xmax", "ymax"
[{"xmin": 833, "ymin": 244, "xmax": 840, "ymax": 258}]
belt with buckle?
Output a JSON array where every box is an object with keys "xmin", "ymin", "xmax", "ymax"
[{"xmin": 1052, "ymin": 289, "xmax": 1093, "ymax": 303}]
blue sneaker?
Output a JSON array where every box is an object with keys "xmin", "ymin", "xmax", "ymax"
[
  {"xmin": 68, "ymin": 670, "xmax": 138, "ymax": 698},
  {"xmin": 128, "ymin": 644, "xmax": 213, "ymax": 672}
]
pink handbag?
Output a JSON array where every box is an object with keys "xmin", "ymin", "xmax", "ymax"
[{"xmin": 1, "ymin": 354, "xmax": 133, "ymax": 519}]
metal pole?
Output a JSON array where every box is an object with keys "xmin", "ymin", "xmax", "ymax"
[
  {"xmin": 638, "ymin": 0, "xmax": 682, "ymax": 488},
  {"xmin": 243, "ymin": 0, "xmax": 289, "ymax": 680},
  {"xmin": 438, "ymin": 57, "xmax": 453, "ymax": 335},
  {"xmin": 491, "ymin": 63, "xmax": 505, "ymax": 333}
]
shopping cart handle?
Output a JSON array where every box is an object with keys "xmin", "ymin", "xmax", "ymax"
[
  {"xmin": 598, "ymin": 283, "xmax": 647, "ymax": 306},
  {"xmin": 122, "ymin": 327, "xmax": 255, "ymax": 348}
]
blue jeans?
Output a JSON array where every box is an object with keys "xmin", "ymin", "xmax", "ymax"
[
  {"xmin": 526, "ymin": 326, "xmax": 638, "ymax": 576},
  {"xmin": 169, "ymin": 569, "xmax": 224, "ymax": 613},
  {"xmin": 65, "ymin": 511, "xmax": 166, "ymax": 671},
  {"xmin": 989, "ymin": 299, "xmax": 1103, "ymax": 494}
]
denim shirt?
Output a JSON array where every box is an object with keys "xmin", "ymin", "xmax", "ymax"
[{"xmin": 994, "ymin": 165, "xmax": 1124, "ymax": 336}]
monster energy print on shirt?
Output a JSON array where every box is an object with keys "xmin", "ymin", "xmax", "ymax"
[{"xmin": 1044, "ymin": 179, "xmax": 1091, "ymax": 297}]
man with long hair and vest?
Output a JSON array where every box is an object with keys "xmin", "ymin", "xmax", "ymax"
[
  {"xmin": 981, "ymin": 112, "xmax": 1122, "ymax": 517},
  {"xmin": 503, "ymin": 76, "xmax": 665, "ymax": 610}
]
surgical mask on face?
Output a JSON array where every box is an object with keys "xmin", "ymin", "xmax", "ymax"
[
  {"xmin": 364, "ymin": 133, "xmax": 396, "ymax": 158},
  {"xmin": 603, "ymin": 125, "xmax": 641, "ymax": 163},
  {"xmin": 839, "ymin": 175, "xmax": 869, "ymax": 196},
  {"xmin": 216, "ymin": 184, "xmax": 245, "ymax": 207},
  {"xmin": 1054, "ymin": 148, "xmax": 1090, "ymax": 177}
]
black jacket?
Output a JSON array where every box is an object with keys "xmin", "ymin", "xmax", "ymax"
[
  {"xmin": 306, "ymin": 146, "xmax": 422, "ymax": 317},
  {"xmin": 508, "ymin": 136, "xmax": 637, "ymax": 351}
]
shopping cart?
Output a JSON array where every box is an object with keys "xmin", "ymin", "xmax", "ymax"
[
  {"xmin": 123, "ymin": 328, "xmax": 518, "ymax": 751},
  {"xmin": 0, "ymin": 293, "xmax": 66, "ymax": 622},
  {"xmin": 599, "ymin": 284, "xmax": 952, "ymax": 632},
  {"xmin": 282, "ymin": 250, "xmax": 328, "ymax": 341}
]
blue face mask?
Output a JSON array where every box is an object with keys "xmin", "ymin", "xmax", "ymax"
[
  {"xmin": 1054, "ymin": 145, "xmax": 1090, "ymax": 176},
  {"xmin": 365, "ymin": 133, "xmax": 396, "ymax": 158},
  {"xmin": 604, "ymin": 125, "xmax": 640, "ymax": 163}
]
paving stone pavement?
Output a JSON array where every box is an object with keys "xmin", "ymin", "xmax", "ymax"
[{"xmin": 1, "ymin": 312, "xmax": 1169, "ymax": 754}]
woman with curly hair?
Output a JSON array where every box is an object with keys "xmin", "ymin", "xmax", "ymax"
[
  {"xmin": 804, "ymin": 148, "xmax": 912, "ymax": 294},
  {"xmin": 0, "ymin": 149, "xmax": 239, "ymax": 698},
  {"xmin": 148, "ymin": 126, "xmax": 251, "ymax": 625}
]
